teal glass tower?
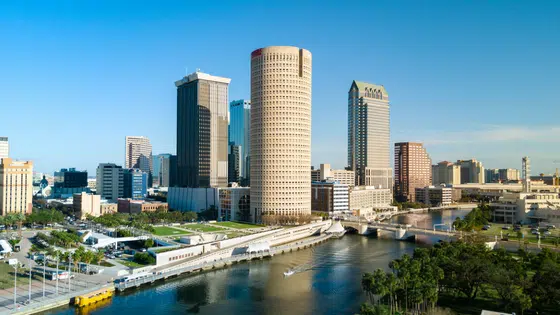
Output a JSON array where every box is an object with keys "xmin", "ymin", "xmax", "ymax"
[{"xmin": 228, "ymin": 99, "xmax": 251, "ymax": 186}]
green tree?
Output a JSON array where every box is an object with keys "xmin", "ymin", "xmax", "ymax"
[
  {"xmin": 133, "ymin": 252, "xmax": 155, "ymax": 265},
  {"xmin": 144, "ymin": 239, "xmax": 155, "ymax": 248}
]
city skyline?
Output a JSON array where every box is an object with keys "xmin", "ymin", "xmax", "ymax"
[{"xmin": 2, "ymin": 1, "xmax": 560, "ymax": 174}]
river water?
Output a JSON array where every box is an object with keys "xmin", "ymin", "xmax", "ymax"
[{"xmin": 45, "ymin": 210, "xmax": 470, "ymax": 315}]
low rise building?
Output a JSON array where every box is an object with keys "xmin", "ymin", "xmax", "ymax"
[
  {"xmin": 100, "ymin": 202, "xmax": 117, "ymax": 215},
  {"xmin": 432, "ymin": 161, "xmax": 461, "ymax": 185},
  {"xmin": 349, "ymin": 186, "xmax": 394, "ymax": 220},
  {"xmin": 130, "ymin": 201, "xmax": 168, "ymax": 214},
  {"xmin": 311, "ymin": 180, "xmax": 349, "ymax": 215},
  {"xmin": 73, "ymin": 192, "xmax": 101, "ymax": 219},
  {"xmin": 168, "ymin": 187, "xmax": 220, "ymax": 212},
  {"xmin": 311, "ymin": 164, "xmax": 355, "ymax": 187},
  {"xmin": 219, "ymin": 186, "xmax": 252, "ymax": 222},
  {"xmin": 491, "ymin": 192, "xmax": 560, "ymax": 224},
  {"xmin": 415, "ymin": 186, "xmax": 453, "ymax": 207}
]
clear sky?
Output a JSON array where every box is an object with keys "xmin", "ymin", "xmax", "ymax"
[{"xmin": 1, "ymin": 0, "xmax": 559, "ymax": 175}]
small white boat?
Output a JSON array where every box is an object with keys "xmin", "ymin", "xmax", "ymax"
[{"xmin": 283, "ymin": 269, "xmax": 295, "ymax": 277}]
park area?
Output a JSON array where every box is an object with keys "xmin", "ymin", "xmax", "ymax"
[
  {"xmin": 480, "ymin": 224, "xmax": 560, "ymax": 246},
  {"xmin": 151, "ymin": 226, "xmax": 190, "ymax": 236},
  {"xmin": 212, "ymin": 222, "xmax": 262, "ymax": 230},
  {"xmin": 181, "ymin": 224, "xmax": 226, "ymax": 233}
]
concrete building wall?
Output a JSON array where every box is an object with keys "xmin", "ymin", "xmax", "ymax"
[
  {"xmin": 73, "ymin": 192, "xmax": 101, "ymax": 219},
  {"xmin": 219, "ymin": 187, "xmax": 252, "ymax": 222},
  {"xmin": 96, "ymin": 163, "xmax": 124, "ymax": 201},
  {"xmin": 457, "ymin": 159, "xmax": 485, "ymax": 184},
  {"xmin": 432, "ymin": 161, "xmax": 461, "ymax": 185},
  {"xmin": 0, "ymin": 158, "xmax": 33, "ymax": 215},
  {"xmin": 250, "ymin": 46, "xmax": 312, "ymax": 218},
  {"xmin": 349, "ymin": 186, "xmax": 392, "ymax": 211},
  {"xmin": 415, "ymin": 186, "xmax": 452, "ymax": 207}
]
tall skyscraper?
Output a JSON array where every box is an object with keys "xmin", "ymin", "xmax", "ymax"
[
  {"xmin": 176, "ymin": 71, "xmax": 230, "ymax": 188},
  {"xmin": 229, "ymin": 99, "xmax": 251, "ymax": 186},
  {"xmin": 125, "ymin": 136, "xmax": 153, "ymax": 186},
  {"xmin": 0, "ymin": 137, "xmax": 8, "ymax": 162},
  {"xmin": 394, "ymin": 142, "xmax": 432, "ymax": 202},
  {"xmin": 251, "ymin": 46, "xmax": 312, "ymax": 218},
  {"xmin": 228, "ymin": 143, "xmax": 240, "ymax": 183},
  {"xmin": 160, "ymin": 155, "xmax": 177, "ymax": 187},
  {"xmin": 0, "ymin": 158, "xmax": 33, "ymax": 215},
  {"xmin": 347, "ymin": 81, "xmax": 392, "ymax": 188},
  {"xmin": 96, "ymin": 163, "xmax": 124, "ymax": 201},
  {"xmin": 432, "ymin": 161, "xmax": 461, "ymax": 185}
]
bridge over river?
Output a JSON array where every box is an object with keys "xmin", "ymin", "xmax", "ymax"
[{"xmin": 341, "ymin": 220, "xmax": 463, "ymax": 241}]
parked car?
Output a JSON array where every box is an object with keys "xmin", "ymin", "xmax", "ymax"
[
  {"xmin": 544, "ymin": 231, "xmax": 552, "ymax": 236},
  {"xmin": 502, "ymin": 226, "xmax": 510, "ymax": 230},
  {"xmin": 482, "ymin": 225, "xmax": 490, "ymax": 230},
  {"xmin": 547, "ymin": 224, "xmax": 556, "ymax": 229}
]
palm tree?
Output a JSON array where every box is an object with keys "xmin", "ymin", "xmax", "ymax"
[
  {"xmin": 71, "ymin": 250, "xmax": 82, "ymax": 273},
  {"xmin": 81, "ymin": 251, "xmax": 94, "ymax": 274}
]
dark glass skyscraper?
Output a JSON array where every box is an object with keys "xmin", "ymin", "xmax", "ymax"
[
  {"xmin": 228, "ymin": 99, "xmax": 251, "ymax": 186},
  {"xmin": 176, "ymin": 71, "xmax": 230, "ymax": 188}
]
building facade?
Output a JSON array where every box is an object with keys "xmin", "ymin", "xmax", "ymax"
[
  {"xmin": 0, "ymin": 158, "xmax": 33, "ymax": 215},
  {"xmin": 394, "ymin": 142, "xmax": 432, "ymax": 202},
  {"xmin": 219, "ymin": 187, "xmax": 252, "ymax": 222},
  {"xmin": 311, "ymin": 164, "xmax": 355, "ymax": 187},
  {"xmin": 0, "ymin": 137, "xmax": 8, "ymax": 162},
  {"xmin": 96, "ymin": 163, "xmax": 124, "ymax": 202},
  {"xmin": 250, "ymin": 46, "xmax": 312, "ymax": 218},
  {"xmin": 432, "ymin": 161, "xmax": 461, "ymax": 186},
  {"xmin": 160, "ymin": 155, "xmax": 177, "ymax": 187},
  {"xmin": 153, "ymin": 153, "xmax": 172, "ymax": 186},
  {"xmin": 51, "ymin": 168, "xmax": 89, "ymax": 198},
  {"xmin": 348, "ymin": 81, "xmax": 392, "ymax": 189},
  {"xmin": 415, "ymin": 186, "xmax": 453, "ymax": 207},
  {"xmin": 125, "ymin": 136, "xmax": 153, "ymax": 186},
  {"xmin": 229, "ymin": 99, "xmax": 251, "ymax": 186},
  {"xmin": 348, "ymin": 186, "xmax": 393, "ymax": 213},
  {"xmin": 311, "ymin": 180, "xmax": 349, "ymax": 214},
  {"xmin": 457, "ymin": 159, "xmax": 485, "ymax": 184},
  {"xmin": 73, "ymin": 192, "xmax": 101, "ymax": 219},
  {"xmin": 123, "ymin": 168, "xmax": 148, "ymax": 200},
  {"xmin": 176, "ymin": 71, "xmax": 230, "ymax": 188},
  {"xmin": 228, "ymin": 143, "xmax": 240, "ymax": 184}
]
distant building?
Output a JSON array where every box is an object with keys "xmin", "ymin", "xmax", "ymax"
[
  {"xmin": 491, "ymin": 191, "xmax": 560, "ymax": 224},
  {"xmin": 486, "ymin": 168, "xmax": 520, "ymax": 183},
  {"xmin": 96, "ymin": 163, "xmax": 124, "ymax": 202},
  {"xmin": 100, "ymin": 202, "xmax": 117, "ymax": 215},
  {"xmin": 87, "ymin": 179, "xmax": 96, "ymax": 190},
  {"xmin": 123, "ymin": 168, "xmax": 148, "ymax": 200},
  {"xmin": 348, "ymin": 81, "xmax": 392, "ymax": 188},
  {"xmin": 219, "ymin": 186, "xmax": 252, "ymax": 222},
  {"xmin": 394, "ymin": 142, "xmax": 432, "ymax": 202},
  {"xmin": 159, "ymin": 155, "xmax": 177, "ymax": 187},
  {"xmin": 229, "ymin": 99, "xmax": 251, "ymax": 186},
  {"xmin": 432, "ymin": 161, "xmax": 461, "ymax": 185},
  {"xmin": 0, "ymin": 137, "xmax": 8, "ymax": 162},
  {"xmin": 73, "ymin": 192, "xmax": 101, "ymax": 219},
  {"xmin": 311, "ymin": 180, "xmax": 349, "ymax": 214},
  {"xmin": 415, "ymin": 186, "xmax": 453, "ymax": 207},
  {"xmin": 125, "ymin": 136, "xmax": 153, "ymax": 187},
  {"xmin": 228, "ymin": 143, "xmax": 241, "ymax": 184},
  {"xmin": 457, "ymin": 159, "xmax": 485, "ymax": 184},
  {"xmin": 176, "ymin": 71, "xmax": 230, "ymax": 188},
  {"xmin": 485, "ymin": 168, "xmax": 500, "ymax": 183},
  {"xmin": 311, "ymin": 164, "xmax": 355, "ymax": 187},
  {"xmin": 130, "ymin": 201, "xmax": 168, "ymax": 214},
  {"xmin": 152, "ymin": 153, "xmax": 172, "ymax": 186},
  {"xmin": 0, "ymin": 158, "xmax": 33, "ymax": 215},
  {"xmin": 52, "ymin": 168, "xmax": 89, "ymax": 198}
]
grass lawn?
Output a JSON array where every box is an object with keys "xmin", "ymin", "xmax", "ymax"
[
  {"xmin": 479, "ymin": 224, "xmax": 560, "ymax": 245},
  {"xmin": 213, "ymin": 222, "xmax": 263, "ymax": 229},
  {"xmin": 182, "ymin": 224, "xmax": 226, "ymax": 233},
  {"xmin": 117, "ymin": 259, "xmax": 147, "ymax": 269},
  {"xmin": 224, "ymin": 231, "xmax": 246, "ymax": 239},
  {"xmin": 152, "ymin": 226, "xmax": 190, "ymax": 236},
  {"xmin": 0, "ymin": 262, "xmax": 44, "ymax": 289}
]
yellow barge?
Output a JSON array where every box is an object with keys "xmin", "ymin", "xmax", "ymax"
[{"xmin": 74, "ymin": 286, "xmax": 115, "ymax": 307}]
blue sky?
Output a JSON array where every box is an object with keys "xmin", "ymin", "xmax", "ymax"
[{"xmin": 1, "ymin": 0, "xmax": 559, "ymax": 175}]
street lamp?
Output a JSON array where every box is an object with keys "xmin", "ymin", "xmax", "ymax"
[
  {"xmin": 55, "ymin": 253, "xmax": 59, "ymax": 295},
  {"xmin": 28, "ymin": 258, "xmax": 32, "ymax": 304},
  {"xmin": 9, "ymin": 259, "xmax": 18, "ymax": 310}
]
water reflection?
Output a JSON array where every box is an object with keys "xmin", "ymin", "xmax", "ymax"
[{"xmin": 44, "ymin": 211, "xmax": 470, "ymax": 315}]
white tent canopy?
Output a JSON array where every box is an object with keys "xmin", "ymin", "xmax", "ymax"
[{"xmin": 0, "ymin": 240, "xmax": 13, "ymax": 254}]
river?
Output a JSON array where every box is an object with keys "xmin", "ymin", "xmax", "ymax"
[{"xmin": 44, "ymin": 209, "xmax": 470, "ymax": 315}]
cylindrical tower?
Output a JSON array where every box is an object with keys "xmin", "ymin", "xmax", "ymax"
[{"xmin": 250, "ymin": 46, "xmax": 312, "ymax": 220}]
